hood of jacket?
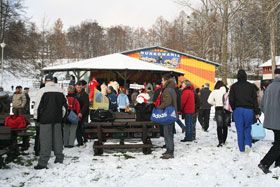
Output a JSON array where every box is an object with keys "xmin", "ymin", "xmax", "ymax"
[
  {"xmin": 163, "ymin": 79, "xmax": 176, "ymax": 89},
  {"xmin": 237, "ymin": 69, "xmax": 247, "ymax": 82},
  {"xmin": 182, "ymin": 85, "xmax": 194, "ymax": 92}
]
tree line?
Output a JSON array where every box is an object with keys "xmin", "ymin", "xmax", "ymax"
[{"xmin": 0, "ymin": 0, "xmax": 280, "ymax": 81}]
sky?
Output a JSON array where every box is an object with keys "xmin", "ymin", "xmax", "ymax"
[{"xmin": 23, "ymin": 0, "xmax": 197, "ymax": 31}]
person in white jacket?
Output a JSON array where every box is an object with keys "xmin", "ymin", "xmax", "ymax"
[{"xmin": 208, "ymin": 81, "xmax": 231, "ymax": 147}]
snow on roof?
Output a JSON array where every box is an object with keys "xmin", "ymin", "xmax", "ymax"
[
  {"xmin": 43, "ymin": 53, "xmax": 184, "ymax": 75},
  {"xmin": 259, "ymin": 56, "xmax": 280, "ymax": 67}
]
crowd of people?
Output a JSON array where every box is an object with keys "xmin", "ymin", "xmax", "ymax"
[{"xmin": 2, "ymin": 69, "xmax": 279, "ymax": 174}]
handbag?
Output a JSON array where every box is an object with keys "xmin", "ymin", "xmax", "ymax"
[
  {"xmin": 67, "ymin": 98, "xmax": 79, "ymax": 125},
  {"xmin": 150, "ymin": 88, "xmax": 177, "ymax": 125},
  {"xmin": 251, "ymin": 118, "xmax": 266, "ymax": 140}
]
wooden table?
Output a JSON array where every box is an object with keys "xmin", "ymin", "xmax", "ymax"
[{"xmin": 85, "ymin": 114, "xmax": 160, "ymax": 155}]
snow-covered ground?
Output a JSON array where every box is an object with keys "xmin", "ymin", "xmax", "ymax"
[{"xmin": 0, "ymin": 113, "xmax": 279, "ymax": 187}]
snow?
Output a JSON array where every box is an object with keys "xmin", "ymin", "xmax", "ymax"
[
  {"xmin": 42, "ymin": 53, "xmax": 185, "ymax": 75},
  {"xmin": 0, "ymin": 71, "xmax": 279, "ymax": 187},
  {"xmin": 0, "ymin": 112, "xmax": 279, "ymax": 187},
  {"xmin": 259, "ymin": 56, "xmax": 280, "ymax": 68}
]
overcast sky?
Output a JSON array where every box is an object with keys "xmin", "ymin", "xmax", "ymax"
[{"xmin": 23, "ymin": 0, "xmax": 198, "ymax": 31}]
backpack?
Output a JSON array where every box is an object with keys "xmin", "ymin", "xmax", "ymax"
[
  {"xmin": 223, "ymin": 92, "xmax": 233, "ymax": 112},
  {"xmin": 5, "ymin": 115, "xmax": 27, "ymax": 128},
  {"xmin": 90, "ymin": 109, "xmax": 115, "ymax": 122}
]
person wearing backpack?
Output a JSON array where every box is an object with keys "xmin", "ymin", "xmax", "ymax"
[
  {"xmin": 64, "ymin": 86, "xmax": 81, "ymax": 148},
  {"xmin": 208, "ymin": 81, "xmax": 231, "ymax": 147},
  {"xmin": 229, "ymin": 69, "xmax": 259, "ymax": 153},
  {"xmin": 198, "ymin": 83, "xmax": 212, "ymax": 131}
]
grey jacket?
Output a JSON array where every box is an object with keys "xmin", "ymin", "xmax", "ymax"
[{"xmin": 260, "ymin": 78, "xmax": 280, "ymax": 130}]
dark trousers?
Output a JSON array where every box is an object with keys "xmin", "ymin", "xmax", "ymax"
[
  {"xmin": 34, "ymin": 125, "xmax": 40, "ymax": 156},
  {"xmin": 261, "ymin": 130, "xmax": 280, "ymax": 168},
  {"xmin": 198, "ymin": 109, "xmax": 210, "ymax": 131},
  {"xmin": 76, "ymin": 121, "xmax": 84, "ymax": 145},
  {"xmin": 215, "ymin": 108, "xmax": 231, "ymax": 144},
  {"xmin": 163, "ymin": 123, "xmax": 175, "ymax": 156},
  {"xmin": 12, "ymin": 108, "xmax": 23, "ymax": 115}
]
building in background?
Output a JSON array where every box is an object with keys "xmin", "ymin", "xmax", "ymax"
[{"xmin": 122, "ymin": 46, "xmax": 220, "ymax": 89}]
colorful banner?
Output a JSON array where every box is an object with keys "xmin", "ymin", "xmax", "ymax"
[
  {"xmin": 139, "ymin": 50, "xmax": 181, "ymax": 68},
  {"xmin": 92, "ymin": 88, "xmax": 109, "ymax": 110}
]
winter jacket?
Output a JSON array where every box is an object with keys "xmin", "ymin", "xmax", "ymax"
[
  {"xmin": 260, "ymin": 78, "xmax": 280, "ymax": 131},
  {"xmin": 152, "ymin": 86, "xmax": 162, "ymax": 104},
  {"xmin": 181, "ymin": 85, "xmax": 195, "ymax": 114},
  {"xmin": 76, "ymin": 88, "xmax": 89, "ymax": 121},
  {"xmin": 23, "ymin": 93, "xmax": 30, "ymax": 114},
  {"xmin": 194, "ymin": 90, "xmax": 200, "ymax": 112},
  {"xmin": 117, "ymin": 93, "xmax": 129, "ymax": 109},
  {"xmin": 34, "ymin": 82, "xmax": 68, "ymax": 124},
  {"xmin": 67, "ymin": 93, "xmax": 80, "ymax": 114},
  {"xmin": 208, "ymin": 86, "xmax": 226, "ymax": 107},
  {"xmin": 158, "ymin": 79, "xmax": 177, "ymax": 111},
  {"xmin": 200, "ymin": 87, "xmax": 212, "ymax": 109},
  {"xmin": 229, "ymin": 70, "xmax": 259, "ymax": 114},
  {"xmin": 12, "ymin": 92, "xmax": 26, "ymax": 109},
  {"xmin": 107, "ymin": 92, "xmax": 118, "ymax": 111}
]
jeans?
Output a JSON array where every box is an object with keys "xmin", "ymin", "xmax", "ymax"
[
  {"xmin": 192, "ymin": 111, "xmax": 198, "ymax": 140},
  {"xmin": 261, "ymin": 130, "xmax": 280, "ymax": 168},
  {"xmin": 198, "ymin": 109, "xmax": 211, "ymax": 131},
  {"xmin": 215, "ymin": 108, "xmax": 231, "ymax": 144},
  {"xmin": 184, "ymin": 113, "xmax": 193, "ymax": 141},
  {"xmin": 163, "ymin": 123, "xmax": 175, "ymax": 156},
  {"xmin": 233, "ymin": 107, "xmax": 254, "ymax": 152}
]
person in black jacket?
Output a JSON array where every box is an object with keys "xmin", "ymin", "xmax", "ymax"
[
  {"xmin": 75, "ymin": 81, "xmax": 90, "ymax": 146},
  {"xmin": 198, "ymin": 83, "xmax": 212, "ymax": 131},
  {"xmin": 229, "ymin": 69, "xmax": 259, "ymax": 153},
  {"xmin": 33, "ymin": 74, "xmax": 68, "ymax": 169}
]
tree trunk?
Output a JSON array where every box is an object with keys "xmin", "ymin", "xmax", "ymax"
[
  {"xmin": 222, "ymin": 1, "xmax": 229, "ymax": 84},
  {"xmin": 270, "ymin": 10, "xmax": 276, "ymax": 79}
]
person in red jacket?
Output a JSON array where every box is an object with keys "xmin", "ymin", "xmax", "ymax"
[
  {"xmin": 89, "ymin": 77, "xmax": 99, "ymax": 102},
  {"xmin": 181, "ymin": 80, "xmax": 195, "ymax": 142},
  {"xmin": 64, "ymin": 85, "xmax": 81, "ymax": 148}
]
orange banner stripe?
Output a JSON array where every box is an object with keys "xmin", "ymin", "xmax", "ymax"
[{"xmin": 178, "ymin": 64, "xmax": 215, "ymax": 82}]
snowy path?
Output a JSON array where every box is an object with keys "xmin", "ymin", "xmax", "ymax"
[{"xmin": 0, "ymin": 117, "xmax": 279, "ymax": 187}]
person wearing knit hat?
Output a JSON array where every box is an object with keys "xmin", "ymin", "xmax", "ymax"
[{"xmin": 258, "ymin": 68, "xmax": 280, "ymax": 174}]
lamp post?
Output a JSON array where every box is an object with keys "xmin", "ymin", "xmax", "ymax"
[{"xmin": 0, "ymin": 42, "xmax": 6, "ymax": 87}]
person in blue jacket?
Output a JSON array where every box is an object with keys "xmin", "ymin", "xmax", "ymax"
[
  {"xmin": 106, "ymin": 86, "xmax": 118, "ymax": 112},
  {"xmin": 117, "ymin": 88, "xmax": 129, "ymax": 112}
]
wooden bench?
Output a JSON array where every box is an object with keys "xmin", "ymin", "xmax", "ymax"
[
  {"xmin": 85, "ymin": 113, "xmax": 160, "ymax": 155},
  {"xmin": 0, "ymin": 126, "xmax": 11, "ymax": 168}
]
